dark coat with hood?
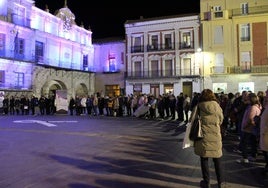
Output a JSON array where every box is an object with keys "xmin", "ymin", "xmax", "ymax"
[{"xmin": 191, "ymin": 100, "xmax": 224, "ymax": 158}]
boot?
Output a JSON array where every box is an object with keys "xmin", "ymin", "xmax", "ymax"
[{"xmin": 200, "ymin": 180, "xmax": 211, "ymax": 188}]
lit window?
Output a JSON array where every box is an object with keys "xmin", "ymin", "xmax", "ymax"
[
  {"xmin": 0, "ymin": 33, "xmax": 5, "ymax": 51},
  {"xmin": 0, "ymin": 71, "xmax": 5, "ymax": 83},
  {"xmin": 241, "ymin": 3, "xmax": 249, "ymax": 15},
  {"xmin": 214, "ymin": 26, "xmax": 224, "ymax": 44},
  {"xmin": 14, "ymin": 72, "xmax": 24, "ymax": 88},
  {"xmin": 241, "ymin": 51, "xmax": 251, "ymax": 72},
  {"xmin": 132, "ymin": 36, "xmax": 142, "ymax": 52},
  {"xmin": 164, "ymin": 34, "xmax": 172, "ymax": 49},
  {"xmin": 15, "ymin": 36, "xmax": 24, "ymax": 56},
  {"xmin": 151, "ymin": 35, "xmax": 158, "ymax": 50},
  {"xmin": 241, "ymin": 24, "xmax": 250, "ymax": 41},
  {"xmin": 181, "ymin": 32, "xmax": 191, "ymax": 48},
  {"xmin": 109, "ymin": 54, "xmax": 116, "ymax": 72},
  {"xmin": 214, "ymin": 6, "xmax": 223, "ymax": 18},
  {"xmin": 35, "ymin": 41, "xmax": 44, "ymax": 63},
  {"xmin": 83, "ymin": 55, "xmax": 88, "ymax": 67}
]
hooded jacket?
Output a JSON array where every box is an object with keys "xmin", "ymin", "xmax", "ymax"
[{"xmin": 192, "ymin": 100, "xmax": 224, "ymax": 158}]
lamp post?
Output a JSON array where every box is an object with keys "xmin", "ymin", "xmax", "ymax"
[{"xmin": 197, "ymin": 48, "xmax": 204, "ymax": 91}]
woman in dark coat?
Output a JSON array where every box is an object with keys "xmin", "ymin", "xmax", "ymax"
[
  {"xmin": 69, "ymin": 97, "xmax": 75, "ymax": 115},
  {"xmin": 190, "ymin": 89, "xmax": 224, "ymax": 188}
]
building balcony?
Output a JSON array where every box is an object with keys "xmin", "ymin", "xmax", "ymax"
[
  {"xmin": 130, "ymin": 42, "xmax": 194, "ymax": 53},
  {"xmin": 231, "ymin": 5, "xmax": 268, "ymax": 17},
  {"xmin": 0, "ymin": 83, "xmax": 32, "ymax": 90},
  {"xmin": 202, "ymin": 10, "xmax": 229, "ymax": 21},
  {"xmin": 203, "ymin": 5, "xmax": 268, "ymax": 21},
  {"xmin": 210, "ymin": 65, "xmax": 268, "ymax": 74},
  {"xmin": 178, "ymin": 42, "xmax": 194, "ymax": 50},
  {"xmin": 125, "ymin": 68, "xmax": 201, "ymax": 80},
  {"xmin": 131, "ymin": 45, "xmax": 144, "ymax": 53},
  {"xmin": 147, "ymin": 42, "xmax": 176, "ymax": 52},
  {"xmin": 0, "ymin": 50, "xmax": 34, "ymax": 62},
  {"xmin": 37, "ymin": 58, "xmax": 96, "ymax": 73},
  {"xmin": 0, "ymin": 52, "xmax": 95, "ymax": 73}
]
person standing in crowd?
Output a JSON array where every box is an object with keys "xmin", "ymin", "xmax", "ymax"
[
  {"xmin": 236, "ymin": 92, "xmax": 262, "ymax": 163},
  {"xmin": 9, "ymin": 95, "xmax": 15, "ymax": 115},
  {"xmin": 260, "ymin": 90, "xmax": 268, "ymax": 173},
  {"xmin": 92, "ymin": 94, "xmax": 99, "ymax": 116},
  {"xmin": 39, "ymin": 95, "xmax": 46, "ymax": 115},
  {"xmin": 30, "ymin": 95, "xmax": 39, "ymax": 115},
  {"xmin": 69, "ymin": 97, "xmax": 75, "ymax": 115},
  {"xmin": 190, "ymin": 89, "xmax": 224, "ymax": 188},
  {"xmin": 98, "ymin": 95, "xmax": 105, "ymax": 116},
  {"xmin": 163, "ymin": 93, "xmax": 170, "ymax": 118},
  {"xmin": 257, "ymin": 91, "xmax": 265, "ymax": 107},
  {"xmin": 20, "ymin": 95, "xmax": 27, "ymax": 115},
  {"xmin": 14, "ymin": 96, "xmax": 20, "ymax": 115},
  {"xmin": 176, "ymin": 92, "xmax": 184, "ymax": 122},
  {"xmin": 148, "ymin": 95, "xmax": 157, "ymax": 119},
  {"xmin": 183, "ymin": 94, "xmax": 191, "ymax": 123},
  {"xmin": 224, "ymin": 92, "xmax": 235, "ymax": 132},
  {"xmin": 112, "ymin": 96, "xmax": 120, "ymax": 117},
  {"xmin": 86, "ymin": 95, "xmax": 93, "ymax": 115},
  {"xmin": 2, "ymin": 96, "xmax": 9, "ymax": 115},
  {"xmin": 103, "ymin": 95, "xmax": 110, "ymax": 116},
  {"xmin": 80, "ymin": 95, "xmax": 87, "ymax": 115},
  {"xmin": 131, "ymin": 94, "xmax": 138, "ymax": 115},
  {"xmin": 157, "ymin": 95, "xmax": 165, "ymax": 120},
  {"xmin": 125, "ymin": 95, "xmax": 132, "ymax": 117},
  {"xmin": 190, "ymin": 92, "xmax": 200, "ymax": 111},
  {"xmin": 169, "ymin": 94, "xmax": 176, "ymax": 120},
  {"xmin": 232, "ymin": 91, "xmax": 249, "ymax": 153},
  {"xmin": 74, "ymin": 95, "xmax": 81, "ymax": 116}
]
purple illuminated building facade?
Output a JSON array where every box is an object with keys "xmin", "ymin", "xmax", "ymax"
[{"xmin": 0, "ymin": 0, "xmax": 126, "ymax": 102}]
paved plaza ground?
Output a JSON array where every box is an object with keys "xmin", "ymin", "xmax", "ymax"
[{"xmin": 0, "ymin": 115, "xmax": 266, "ymax": 188}]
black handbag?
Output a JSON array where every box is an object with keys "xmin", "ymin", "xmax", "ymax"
[{"xmin": 189, "ymin": 106, "xmax": 203, "ymax": 141}]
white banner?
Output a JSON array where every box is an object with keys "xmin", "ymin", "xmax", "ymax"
[{"xmin": 55, "ymin": 90, "xmax": 68, "ymax": 114}]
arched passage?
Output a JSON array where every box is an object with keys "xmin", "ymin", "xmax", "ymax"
[
  {"xmin": 41, "ymin": 80, "xmax": 67, "ymax": 98},
  {"xmin": 75, "ymin": 83, "xmax": 89, "ymax": 97}
]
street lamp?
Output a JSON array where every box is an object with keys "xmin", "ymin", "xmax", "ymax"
[{"xmin": 197, "ymin": 48, "xmax": 204, "ymax": 90}]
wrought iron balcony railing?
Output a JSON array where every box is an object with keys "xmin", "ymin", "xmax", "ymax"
[
  {"xmin": 0, "ymin": 50, "xmax": 95, "ymax": 73},
  {"xmin": 210, "ymin": 65, "xmax": 268, "ymax": 74},
  {"xmin": 203, "ymin": 5, "xmax": 268, "ymax": 21},
  {"xmin": 125, "ymin": 69, "xmax": 201, "ymax": 79},
  {"xmin": 231, "ymin": 5, "xmax": 268, "ymax": 17},
  {"xmin": 130, "ymin": 42, "xmax": 194, "ymax": 53}
]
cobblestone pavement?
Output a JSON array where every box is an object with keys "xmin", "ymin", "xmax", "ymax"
[{"xmin": 0, "ymin": 115, "xmax": 266, "ymax": 188}]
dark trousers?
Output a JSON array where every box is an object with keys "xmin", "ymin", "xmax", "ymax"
[
  {"xmin": 263, "ymin": 151, "xmax": 268, "ymax": 169},
  {"xmin": 241, "ymin": 132, "xmax": 257, "ymax": 159},
  {"xmin": 200, "ymin": 157, "xmax": 222, "ymax": 186}
]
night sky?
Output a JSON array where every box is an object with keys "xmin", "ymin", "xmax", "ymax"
[{"xmin": 34, "ymin": 0, "xmax": 200, "ymax": 39}]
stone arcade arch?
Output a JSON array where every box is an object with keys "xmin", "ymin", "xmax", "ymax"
[
  {"xmin": 41, "ymin": 80, "xmax": 67, "ymax": 98},
  {"xmin": 75, "ymin": 83, "xmax": 89, "ymax": 97},
  {"xmin": 41, "ymin": 79, "xmax": 89, "ymax": 100}
]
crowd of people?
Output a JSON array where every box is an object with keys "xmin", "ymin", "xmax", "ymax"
[
  {"xmin": 1, "ymin": 89, "xmax": 268, "ymax": 187},
  {"xmin": 188, "ymin": 89, "xmax": 268, "ymax": 188},
  {"xmin": 0, "ymin": 94, "xmax": 55, "ymax": 116},
  {"xmin": 67, "ymin": 92, "xmax": 194, "ymax": 122}
]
